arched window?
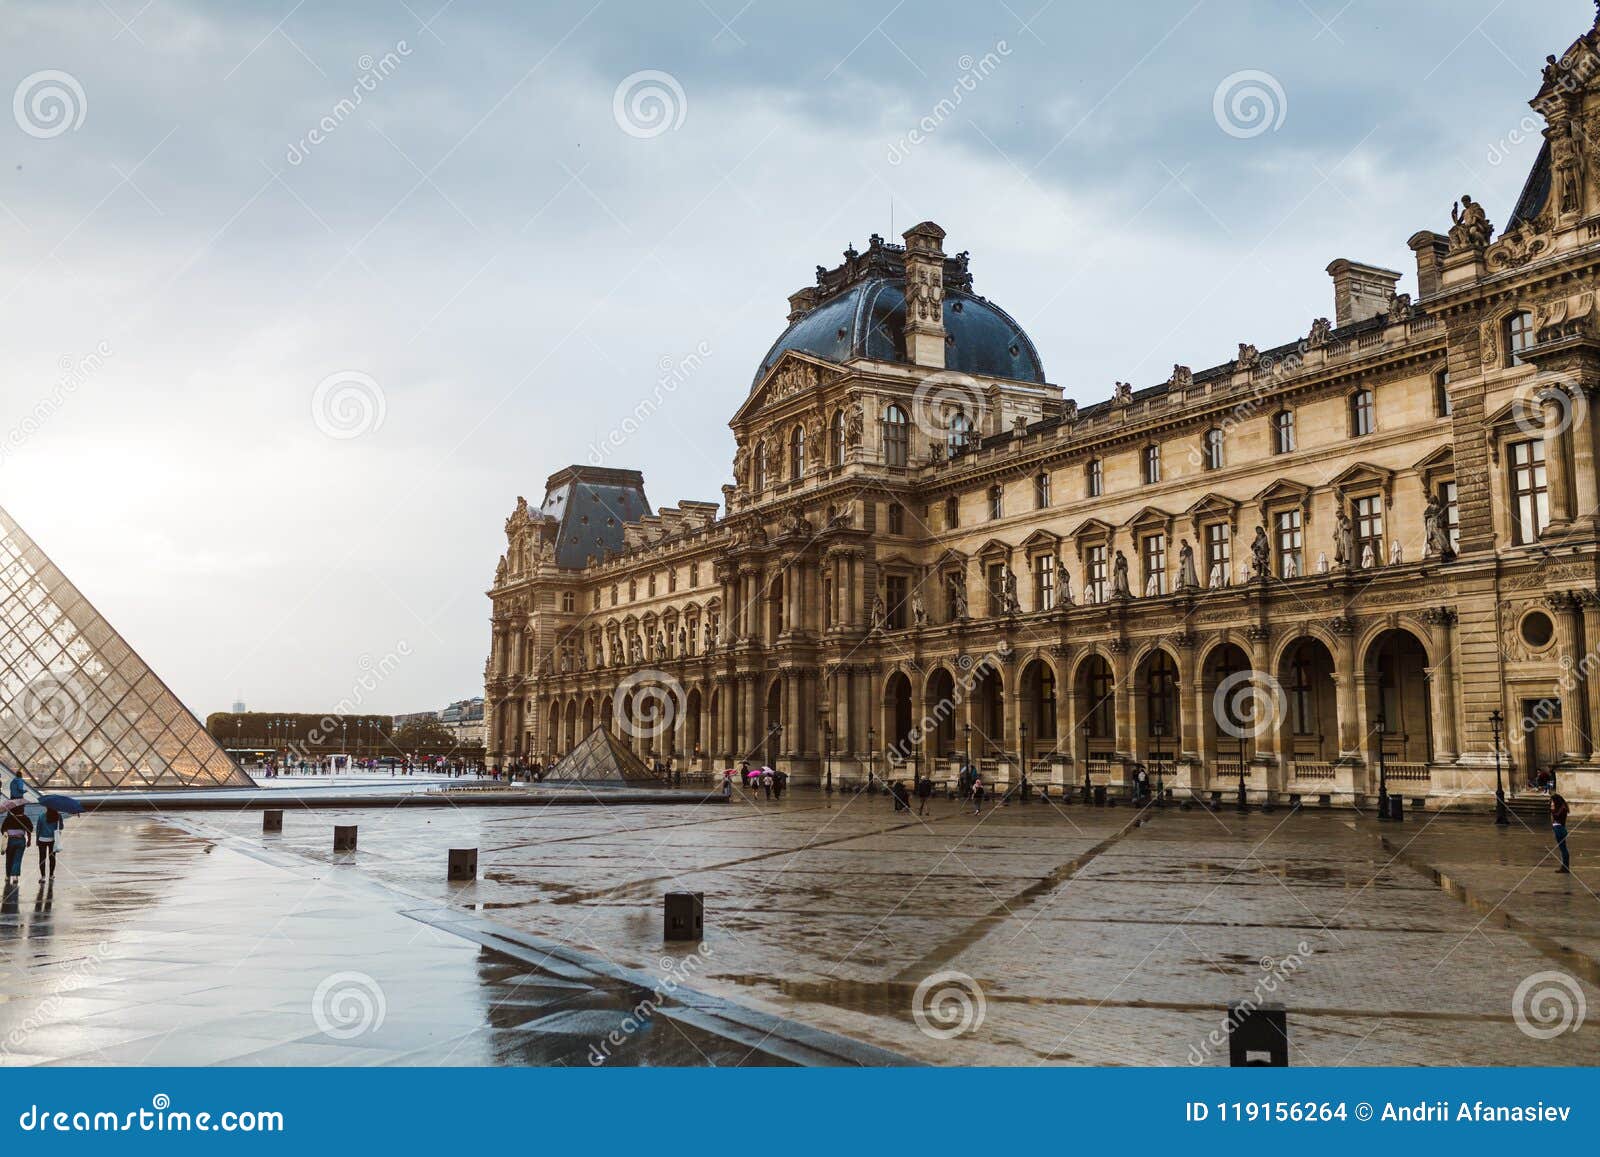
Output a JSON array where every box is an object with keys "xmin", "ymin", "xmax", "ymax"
[
  {"xmin": 830, "ymin": 409, "xmax": 846, "ymax": 466},
  {"xmin": 946, "ymin": 408, "xmax": 972, "ymax": 455},
  {"xmin": 1271, "ymin": 409, "xmax": 1295, "ymax": 454},
  {"xmin": 789, "ymin": 424, "xmax": 806, "ymax": 480},
  {"xmin": 1202, "ymin": 427, "xmax": 1224, "ymax": 471},
  {"xmin": 753, "ymin": 441, "xmax": 767, "ymax": 490},
  {"xmin": 883, "ymin": 404, "xmax": 909, "ymax": 467},
  {"xmin": 1506, "ymin": 310, "xmax": 1535, "ymax": 366},
  {"xmin": 1349, "ymin": 389, "xmax": 1375, "ymax": 437}
]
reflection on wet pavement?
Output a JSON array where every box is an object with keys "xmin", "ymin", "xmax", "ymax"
[{"xmin": 3, "ymin": 789, "xmax": 1596, "ymax": 1065}]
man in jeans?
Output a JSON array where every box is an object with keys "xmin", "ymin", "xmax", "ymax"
[{"xmin": 1551, "ymin": 792, "xmax": 1572, "ymax": 874}]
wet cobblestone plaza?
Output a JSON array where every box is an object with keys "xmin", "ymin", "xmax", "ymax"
[{"xmin": 1, "ymin": 789, "xmax": 1595, "ymax": 1066}]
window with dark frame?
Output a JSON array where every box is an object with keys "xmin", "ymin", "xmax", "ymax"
[
  {"xmin": 886, "ymin": 575, "xmax": 908, "ymax": 630},
  {"xmin": 883, "ymin": 404, "xmax": 909, "ymax": 467},
  {"xmin": 1204, "ymin": 522, "xmax": 1231, "ymax": 585},
  {"xmin": 1142, "ymin": 533, "xmax": 1167, "ymax": 595},
  {"xmin": 887, "ymin": 502, "xmax": 905, "ymax": 535},
  {"xmin": 1439, "ymin": 481, "xmax": 1460, "ymax": 554},
  {"xmin": 1202, "ymin": 427, "xmax": 1224, "ymax": 471},
  {"xmin": 1289, "ymin": 651, "xmax": 1314, "ymax": 735},
  {"xmin": 1033, "ymin": 554, "xmax": 1054, "ymax": 612},
  {"xmin": 989, "ymin": 485, "xmax": 1004, "ymax": 521},
  {"xmin": 1507, "ymin": 310, "xmax": 1536, "ymax": 366},
  {"xmin": 944, "ymin": 494, "xmax": 958, "ymax": 529},
  {"xmin": 1035, "ymin": 470, "xmax": 1051, "ymax": 508},
  {"xmin": 1273, "ymin": 509, "xmax": 1303, "ymax": 577},
  {"xmin": 1085, "ymin": 543, "xmax": 1108, "ymax": 603},
  {"xmin": 1349, "ymin": 389, "xmax": 1374, "ymax": 437},
  {"xmin": 1272, "ymin": 409, "xmax": 1295, "ymax": 454},
  {"xmin": 1141, "ymin": 443, "xmax": 1161, "ymax": 485},
  {"xmin": 1087, "ymin": 458, "xmax": 1103, "ymax": 497},
  {"xmin": 1510, "ymin": 439, "xmax": 1549, "ymax": 544},
  {"xmin": 1434, "ymin": 369, "xmax": 1452, "ymax": 417},
  {"xmin": 1353, "ymin": 494, "xmax": 1384, "ymax": 565}
]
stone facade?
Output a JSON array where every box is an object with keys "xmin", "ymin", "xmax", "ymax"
[{"xmin": 486, "ymin": 14, "xmax": 1600, "ymax": 809}]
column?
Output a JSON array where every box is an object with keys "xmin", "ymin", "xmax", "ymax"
[
  {"xmin": 1176, "ymin": 634, "xmax": 1198, "ymax": 761},
  {"xmin": 784, "ymin": 672, "xmax": 801, "ymax": 756},
  {"xmin": 1571, "ymin": 385, "xmax": 1598, "ymax": 522},
  {"xmin": 1422, "ymin": 608, "xmax": 1460, "ymax": 764},
  {"xmin": 1583, "ymin": 593, "xmax": 1600, "ymax": 757},
  {"xmin": 1331, "ymin": 618, "xmax": 1361, "ymax": 762},
  {"xmin": 1054, "ymin": 649, "xmax": 1076, "ymax": 783},
  {"xmin": 1110, "ymin": 640, "xmax": 1132, "ymax": 761},
  {"xmin": 1541, "ymin": 386, "xmax": 1575, "ymax": 528},
  {"xmin": 1548, "ymin": 592, "xmax": 1590, "ymax": 762}
]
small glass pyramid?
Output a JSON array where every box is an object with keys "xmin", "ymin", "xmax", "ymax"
[
  {"xmin": 0, "ymin": 508, "xmax": 255, "ymax": 791},
  {"xmin": 545, "ymin": 726, "xmax": 660, "ymax": 783}
]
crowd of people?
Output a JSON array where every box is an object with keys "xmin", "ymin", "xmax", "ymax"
[{"xmin": 254, "ymin": 756, "xmax": 483, "ymax": 779}]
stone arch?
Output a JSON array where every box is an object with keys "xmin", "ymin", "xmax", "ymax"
[
  {"xmin": 684, "ymin": 686, "xmax": 703, "ymax": 758},
  {"xmin": 1133, "ymin": 646, "xmax": 1181, "ymax": 762},
  {"xmin": 1276, "ymin": 635, "xmax": 1338, "ymax": 765},
  {"xmin": 1018, "ymin": 656, "xmax": 1058, "ymax": 765},
  {"xmin": 882, "ymin": 669, "xmax": 916, "ymax": 773},
  {"xmin": 923, "ymin": 664, "xmax": 960, "ymax": 759},
  {"xmin": 1361, "ymin": 625, "xmax": 1434, "ymax": 766},
  {"xmin": 764, "ymin": 677, "xmax": 783, "ymax": 768}
]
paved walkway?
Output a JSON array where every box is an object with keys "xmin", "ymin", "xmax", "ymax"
[{"xmin": 1, "ymin": 790, "xmax": 1594, "ymax": 1065}]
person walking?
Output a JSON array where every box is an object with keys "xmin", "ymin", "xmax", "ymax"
[
  {"xmin": 971, "ymin": 775, "xmax": 985, "ymax": 815},
  {"xmin": 8, "ymin": 771, "xmax": 26, "ymax": 801},
  {"xmin": 916, "ymin": 773, "xmax": 933, "ymax": 816},
  {"xmin": 35, "ymin": 807, "xmax": 61, "ymax": 880},
  {"xmin": 1551, "ymin": 791, "xmax": 1572, "ymax": 874},
  {"xmin": 2, "ymin": 807, "xmax": 31, "ymax": 886}
]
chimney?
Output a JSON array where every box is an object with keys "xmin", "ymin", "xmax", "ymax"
[
  {"xmin": 1325, "ymin": 259, "xmax": 1403, "ymax": 327},
  {"xmin": 901, "ymin": 221, "xmax": 947, "ymax": 369},
  {"xmin": 1406, "ymin": 231, "xmax": 1450, "ymax": 300}
]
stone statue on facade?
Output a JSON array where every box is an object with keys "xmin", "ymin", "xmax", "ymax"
[
  {"xmin": 1055, "ymin": 556, "xmax": 1073, "ymax": 606},
  {"xmin": 1209, "ymin": 558, "xmax": 1227, "ymax": 588},
  {"xmin": 1389, "ymin": 539, "xmax": 1404, "ymax": 565},
  {"xmin": 678, "ymin": 627, "xmax": 688, "ymax": 655},
  {"xmin": 1144, "ymin": 571, "xmax": 1161, "ymax": 597},
  {"xmin": 1111, "ymin": 550, "xmax": 1132, "ymax": 599},
  {"xmin": 1334, "ymin": 507, "xmax": 1353, "ymax": 568},
  {"xmin": 1449, "ymin": 193, "xmax": 1493, "ymax": 251},
  {"xmin": 949, "ymin": 573, "xmax": 968, "ymax": 620},
  {"xmin": 871, "ymin": 592, "xmax": 887, "ymax": 631},
  {"xmin": 1307, "ymin": 317, "xmax": 1332, "ymax": 348},
  {"xmin": 912, "ymin": 590, "xmax": 927, "ymax": 627},
  {"xmin": 732, "ymin": 443, "xmax": 750, "ymax": 488},
  {"xmin": 1012, "ymin": 414, "xmax": 1029, "ymax": 438},
  {"xmin": 1361, "ymin": 543, "xmax": 1376, "ymax": 568},
  {"xmin": 1113, "ymin": 381, "xmax": 1134, "ymax": 406},
  {"xmin": 1176, "ymin": 539, "xmax": 1199, "ymax": 590},
  {"xmin": 1002, "ymin": 567, "xmax": 1021, "ymax": 614},
  {"xmin": 845, "ymin": 401, "xmax": 865, "ymax": 447},
  {"xmin": 1424, "ymin": 494, "xmax": 1454, "ymax": 560},
  {"xmin": 1250, "ymin": 526, "xmax": 1270, "ymax": 579},
  {"xmin": 1316, "ymin": 551, "xmax": 1329, "ymax": 574}
]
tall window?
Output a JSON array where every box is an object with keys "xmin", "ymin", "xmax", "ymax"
[
  {"xmin": 628, "ymin": 579, "xmax": 637, "ymax": 601},
  {"xmin": 1087, "ymin": 458, "xmax": 1103, "ymax": 497},
  {"xmin": 1272, "ymin": 409, "xmax": 1295, "ymax": 455},
  {"xmin": 1085, "ymin": 660, "xmax": 1114, "ymax": 739},
  {"xmin": 1289, "ymin": 651, "xmax": 1314, "ymax": 735},
  {"xmin": 753, "ymin": 441, "xmax": 766, "ymax": 490},
  {"xmin": 610, "ymin": 584, "xmax": 619, "ymax": 606},
  {"xmin": 1141, "ymin": 444, "xmax": 1161, "ymax": 485},
  {"xmin": 886, "ymin": 575, "xmax": 908, "ymax": 630},
  {"xmin": 560, "ymin": 591, "xmax": 575, "ymax": 612},
  {"xmin": 947, "ymin": 408, "xmax": 973, "ymax": 455},
  {"xmin": 989, "ymin": 485, "xmax": 1004, "ymax": 521},
  {"xmin": 689, "ymin": 562, "xmax": 700, "ymax": 588},
  {"xmin": 1201, "ymin": 427, "xmax": 1224, "ymax": 471},
  {"xmin": 648, "ymin": 574, "xmax": 657, "ymax": 596},
  {"xmin": 789, "ymin": 424, "xmax": 806, "ymax": 480},
  {"xmin": 883, "ymin": 404, "xmax": 909, "ymax": 467},
  {"xmin": 1349, "ymin": 389, "xmax": 1374, "ymax": 437},
  {"xmin": 1353, "ymin": 495, "xmax": 1383, "ymax": 565},
  {"xmin": 1507, "ymin": 310, "xmax": 1535, "ymax": 366},
  {"xmin": 1273, "ymin": 509, "xmax": 1303, "ymax": 578},
  {"xmin": 1033, "ymin": 554, "xmax": 1055, "ymax": 611},
  {"xmin": 944, "ymin": 495, "xmax": 958, "ymax": 529},
  {"xmin": 1085, "ymin": 544, "xmax": 1108, "ymax": 603},
  {"xmin": 1434, "ymin": 369, "xmax": 1452, "ymax": 417},
  {"xmin": 592, "ymin": 590, "xmax": 601, "ymax": 610},
  {"xmin": 1439, "ymin": 481, "xmax": 1460, "ymax": 554},
  {"xmin": 831, "ymin": 409, "xmax": 846, "ymax": 466},
  {"xmin": 1034, "ymin": 470, "xmax": 1051, "ymax": 508},
  {"xmin": 822, "ymin": 575, "xmax": 833, "ymax": 629},
  {"xmin": 1142, "ymin": 533, "xmax": 1167, "ymax": 596},
  {"xmin": 1510, "ymin": 439, "xmax": 1549, "ymax": 544},
  {"xmin": 1145, "ymin": 653, "xmax": 1177, "ymax": 745},
  {"xmin": 887, "ymin": 502, "xmax": 905, "ymax": 535},
  {"xmin": 1204, "ymin": 522, "xmax": 1231, "ymax": 586}
]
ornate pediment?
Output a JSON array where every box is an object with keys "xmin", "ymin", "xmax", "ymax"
[
  {"xmin": 1067, "ymin": 516, "xmax": 1115, "ymax": 541},
  {"xmin": 735, "ymin": 351, "xmax": 838, "ymax": 423},
  {"xmin": 1124, "ymin": 505, "xmax": 1175, "ymax": 533},
  {"xmin": 1328, "ymin": 462, "xmax": 1394, "ymax": 502}
]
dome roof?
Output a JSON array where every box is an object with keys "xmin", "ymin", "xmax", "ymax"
[{"xmin": 751, "ymin": 234, "xmax": 1046, "ymax": 390}]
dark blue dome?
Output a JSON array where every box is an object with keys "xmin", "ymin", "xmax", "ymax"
[{"xmin": 751, "ymin": 275, "xmax": 1046, "ymax": 390}]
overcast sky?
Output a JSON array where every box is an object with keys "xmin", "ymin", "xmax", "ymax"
[{"xmin": 0, "ymin": 0, "xmax": 1583, "ymax": 717}]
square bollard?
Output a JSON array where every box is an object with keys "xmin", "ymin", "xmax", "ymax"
[
  {"xmin": 333, "ymin": 825, "xmax": 357, "ymax": 852},
  {"xmin": 262, "ymin": 809, "xmax": 283, "ymax": 833},
  {"xmin": 1228, "ymin": 1001, "xmax": 1288, "ymax": 1066},
  {"xmin": 1388, "ymin": 795, "xmax": 1405, "ymax": 822},
  {"xmin": 1093, "ymin": 785, "xmax": 1107, "ymax": 807},
  {"xmin": 448, "ymin": 847, "xmax": 478, "ymax": 881},
  {"xmin": 663, "ymin": 891, "xmax": 703, "ymax": 941}
]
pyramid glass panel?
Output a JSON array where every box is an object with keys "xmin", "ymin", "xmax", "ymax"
[
  {"xmin": 544, "ymin": 726, "xmax": 662, "ymax": 783},
  {"xmin": 0, "ymin": 509, "xmax": 254, "ymax": 791}
]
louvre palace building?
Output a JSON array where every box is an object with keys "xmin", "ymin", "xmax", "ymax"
[{"xmin": 485, "ymin": 16, "xmax": 1600, "ymax": 810}]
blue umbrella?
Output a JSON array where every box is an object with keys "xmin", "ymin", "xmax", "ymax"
[{"xmin": 36, "ymin": 794, "xmax": 83, "ymax": 815}]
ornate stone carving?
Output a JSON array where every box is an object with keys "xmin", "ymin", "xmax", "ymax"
[
  {"xmin": 1113, "ymin": 381, "xmax": 1134, "ymax": 406},
  {"xmin": 1448, "ymin": 193, "xmax": 1493, "ymax": 252},
  {"xmin": 1168, "ymin": 364, "xmax": 1193, "ymax": 392},
  {"xmin": 1236, "ymin": 343, "xmax": 1259, "ymax": 371},
  {"xmin": 1307, "ymin": 317, "xmax": 1332, "ymax": 348}
]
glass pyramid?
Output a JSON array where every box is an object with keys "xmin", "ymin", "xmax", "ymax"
[
  {"xmin": 0, "ymin": 508, "xmax": 255, "ymax": 791},
  {"xmin": 545, "ymin": 726, "xmax": 660, "ymax": 783}
]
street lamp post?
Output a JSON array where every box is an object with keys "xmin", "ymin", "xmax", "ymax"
[
  {"xmin": 1151, "ymin": 716, "xmax": 1166, "ymax": 808},
  {"xmin": 1375, "ymin": 713, "xmax": 1390, "ymax": 821},
  {"xmin": 1081, "ymin": 716, "xmax": 1093, "ymax": 805},
  {"xmin": 1019, "ymin": 720, "xmax": 1029, "ymax": 804},
  {"xmin": 823, "ymin": 721, "xmax": 833, "ymax": 794},
  {"xmin": 1491, "ymin": 709, "xmax": 1509, "ymax": 826},
  {"xmin": 867, "ymin": 725, "xmax": 876, "ymax": 794},
  {"xmin": 1236, "ymin": 732, "xmax": 1248, "ymax": 815}
]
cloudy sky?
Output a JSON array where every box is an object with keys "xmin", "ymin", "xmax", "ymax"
[{"xmin": 0, "ymin": 0, "xmax": 1583, "ymax": 717}]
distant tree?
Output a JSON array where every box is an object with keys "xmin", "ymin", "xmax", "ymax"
[{"xmin": 391, "ymin": 717, "xmax": 456, "ymax": 752}]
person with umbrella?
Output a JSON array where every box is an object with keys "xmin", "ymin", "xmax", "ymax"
[
  {"xmin": 1, "ymin": 802, "xmax": 31, "ymax": 887},
  {"xmin": 34, "ymin": 807, "xmax": 62, "ymax": 880}
]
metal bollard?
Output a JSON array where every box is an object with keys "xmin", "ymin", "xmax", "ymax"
[
  {"xmin": 262, "ymin": 809, "xmax": 283, "ymax": 833},
  {"xmin": 663, "ymin": 891, "xmax": 703, "ymax": 941},
  {"xmin": 333, "ymin": 825, "xmax": 357, "ymax": 852},
  {"xmin": 448, "ymin": 848, "xmax": 478, "ymax": 881}
]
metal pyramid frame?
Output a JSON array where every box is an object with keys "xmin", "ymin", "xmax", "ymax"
[
  {"xmin": 0, "ymin": 507, "xmax": 255, "ymax": 791},
  {"xmin": 545, "ymin": 726, "xmax": 661, "ymax": 783}
]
